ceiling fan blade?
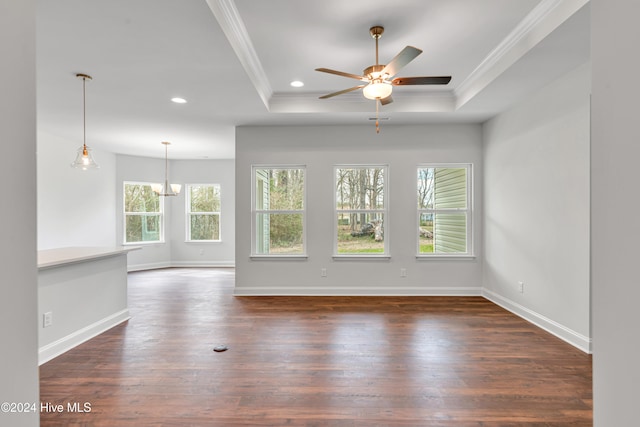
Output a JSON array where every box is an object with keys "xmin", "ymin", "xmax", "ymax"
[
  {"xmin": 392, "ymin": 76, "xmax": 452, "ymax": 85},
  {"xmin": 315, "ymin": 68, "xmax": 366, "ymax": 81},
  {"xmin": 380, "ymin": 95, "xmax": 393, "ymax": 105},
  {"xmin": 381, "ymin": 46, "xmax": 422, "ymax": 78},
  {"xmin": 319, "ymin": 85, "xmax": 365, "ymax": 99}
]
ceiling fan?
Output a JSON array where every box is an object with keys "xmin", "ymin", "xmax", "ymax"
[{"xmin": 316, "ymin": 26, "xmax": 451, "ymax": 132}]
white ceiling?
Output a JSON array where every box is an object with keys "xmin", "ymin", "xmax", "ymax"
[{"xmin": 36, "ymin": 0, "xmax": 590, "ymax": 160}]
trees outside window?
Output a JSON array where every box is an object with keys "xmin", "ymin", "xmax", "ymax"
[
  {"xmin": 417, "ymin": 165, "xmax": 471, "ymax": 255},
  {"xmin": 335, "ymin": 166, "xmax": 387, "ymax": 255},
  {"xmin": 252, "ymin": 167, "xmax": 305, "ymax": 255},
  {"xmin": 124, "ymin": 182, "xmax": 163, "ymax": 243},
  {"xmin": 187, "ymin": 184, "xmax": 221, "ymax": 242}
]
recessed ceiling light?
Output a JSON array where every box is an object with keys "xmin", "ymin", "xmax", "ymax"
[
  {"xmin": 290, "ymin": 80, "xmax": 304, "ymax": 88},
  {"xmin": 171, "ymin": 97, "xmax": 187, "ymax": 104}
]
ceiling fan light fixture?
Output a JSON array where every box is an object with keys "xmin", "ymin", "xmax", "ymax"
[{"xmin": 362, "ymin": 81, "xmax": 392, "ymax": 100}]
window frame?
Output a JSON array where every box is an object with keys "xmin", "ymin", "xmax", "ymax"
[
  {"xmin": 416, "ymin": 163, "xmax": 473, "ymax": 259},
  {"xmin": 250, "ymin": 165, "xmax": 307, "ymax": 258},
  {"xmin": 123, "ymin": 181, "xmax": 164, "ymax": 245},
  {"xmin": 334, "ymin": 164, "xmax": 389, "ymax": 259},
  {"xmin": 185, "ymin": 183, "xmax": 222, "ymax": 243}
]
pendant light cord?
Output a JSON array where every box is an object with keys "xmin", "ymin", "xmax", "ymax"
[{"xmin": 82, "ymin": 76, "xmax": 87, "ymax": 151}]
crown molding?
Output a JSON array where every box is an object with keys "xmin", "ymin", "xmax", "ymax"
[
  {"xmin": 207, "ymin": 0, "xmax": 588, "ymax": 116},
  {"xmin": 205, "ymin": 0, "xmax": 272, "ymax": 108},
  {"xmin": 454, "ymin": 0, "xmax": 589, "ymax": 110}
]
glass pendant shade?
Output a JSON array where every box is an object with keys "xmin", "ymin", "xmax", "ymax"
[
  {"xmin": 71, "ymin": 145, "xmax": 100, "ymax": 170},
  {"xmin": 71, "ymin": 74, "xmax": 99, "ymax": 170},
  {"xmin": 363, "ymin": 81, "xmax": 392, "ymax": 100}
]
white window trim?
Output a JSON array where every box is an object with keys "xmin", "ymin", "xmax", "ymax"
[
  {"xmin": 185, "ymin": 183, "xmax": 222, "ymax": 243},
  {"xmin": 333, "ymin": 164, "xmax": 389, "ymax": 258},
  {"xmin": 250, "ymin": 165, "xmax": 307, "ymax": 258},
  {"xmin": 416, "ymin": 163, "xmax": 473, "ymax": 258},
  {"xmin": 123, "ymin": 181, "xmax": 165, "ymax": 245}
]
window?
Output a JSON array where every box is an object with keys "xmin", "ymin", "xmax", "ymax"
[
  {"xmin": 186, "ymin": 184, "xmax": 221, "ymax": 242},
  {"xmin": 124, "ymin": 182, "xmax": 163, "ymax": 244},
  {"xmin": 335, "ymin": 165, "xmax": 388, "ymax": 256},
  {"xmin": 417, "ymin": 165, "xmax": 472, "ymax": 255},
  {"xmin": 252, "ymin": 166, "xmax": 306, "ymax": 256}
]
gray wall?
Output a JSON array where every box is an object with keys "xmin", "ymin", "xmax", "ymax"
[
  {"xmin": 36, "ymin": 146, "xmax": 235, "ymax": 269},
  {"xmin": 169, "ymin": 159, "xmax": 235, "ymax": 267},
  {"xmin": 482, "ymin": 63, "xmax": 591, "ymax": 351},
  {"xmin": 591, "ymin": 1, "xmax": 640, "ymax": 424},
  {"xmin": 235, "ymin": 124, "xmax": 483, "ymax": 295},
  {"xmin": 0, "ymin": 1, "xmax": 40, "ymax": 425},
  {"xmin": 38, "ymin": 131, "xmax": 117, "ymax": 249},
  {"xmin": 116, "ymin": 154, "xmax": 235, "ymax": 269}
]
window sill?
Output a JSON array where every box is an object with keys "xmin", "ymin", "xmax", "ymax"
[
  {"xmin": 416, "ymin": 254, "xmax": 476, "ymax": 260},
  {"xmin": 185, "ymin": 240, "xmax": 222, "ymax": 244},
  {"xmin": 250, "ymin": 255, "xmax": 308, "ymax": 261},
  {"xmin": 332, "ymin": 255, "xmax": 391, "ymax": 261}
]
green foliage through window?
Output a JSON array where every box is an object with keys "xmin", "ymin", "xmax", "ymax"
[
  {"xmin": 124, "ymin": 182, "xmax": 162, "ymax": 243},
  {"xmin": 187, "ymin": 184, "xmax": 221, "ymax": 241},
  {"xmin": 254, "ymin": 168, "xmax": 305, "ymax": 255}
]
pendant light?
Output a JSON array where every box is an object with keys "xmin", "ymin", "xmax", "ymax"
[
  {"xmin": 151, "ymin": 141, "xmax": 181, "ymax": 196},
  {"xmin": 70, "ymin": 73, "xmax": 99, "ymax": 170}
]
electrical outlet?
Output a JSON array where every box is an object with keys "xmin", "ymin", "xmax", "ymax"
[
  {"xmin": 321, "ymin": 268, "xmax": 327, "ymax": 277},
  {"xmin": 43, "ymin": 311, "xmax": 53, "ymax": 328},
  {"xmin": 518, "ymin": 281, "xmax": 525, "ymax": 293},
  {"xmin": 400, "ymin": 268, "xmax": 407, "ymax": 278}
]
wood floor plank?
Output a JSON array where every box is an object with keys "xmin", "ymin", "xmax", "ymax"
[{"xmin": 39, "ymin": 268, "xmax": 592, "ymax": 426}]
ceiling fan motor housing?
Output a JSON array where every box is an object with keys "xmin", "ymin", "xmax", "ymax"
[
  {"xmin": 370, "ymin": 26, "xmax": 384, "ymax": 39},
  {"xmin": 363, "ymin": 64, "xmax": 386, "ymax": 80}
]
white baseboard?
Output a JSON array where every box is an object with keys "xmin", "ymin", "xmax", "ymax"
[
  {"xmin": 171, "ymin": 261, "xmax": 235, "ymax": 268},
  {"xmin": 127, "ymin": 261, "xmax": 172, "ymax": 272},
  {"xmin": 234, "ymin": 286, "xmax": 482, "ymax": 296},
  {"xmin": 128, "ymin": 261, "xmax": 234, "ymax": 271},
  {"xmin": 482, "ymin": 288, "xmax": 592, "ymax": 353},
  {"xmin": 38, "ymin": 309, "xmax": 131, "ymax": 365}
]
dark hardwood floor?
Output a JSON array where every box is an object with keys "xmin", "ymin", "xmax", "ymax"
[{"xmin": 39, "ymin": 268, "xmax": 592, "ymax": 426}]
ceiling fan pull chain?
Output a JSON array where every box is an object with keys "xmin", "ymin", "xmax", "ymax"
[{"xmin": 375, "ymin": 101, "xmax": 380, "ymax": 134}]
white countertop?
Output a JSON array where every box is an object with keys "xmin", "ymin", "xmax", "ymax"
[{"xmin": 38, "ymin": 246, "xmax": 141, "ymax": 269}]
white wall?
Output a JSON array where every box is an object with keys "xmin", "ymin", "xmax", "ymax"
[
  {"xmin": 117, "ymin": 154, "xmax": 235, "ymax": 270},
  {"xmin": 235, "ymin": 124, "xmax": 483, "ymax": 295},
  {"xmin": 482, "ymin": 63, "xmax": 591, "ymax": 351},
  {"xmin": 38, "ymin": 252, "xmax": 130, "ymax": 364},
  {"xmin": 170, "ymin": 159, "xmax": 235, "ymax": 267},
  {"xmin": 591, "ymin": 1, "xmax": 640, "ymax": 425},
  {"xmin": 0, "ymin": 1, "xmax": 40, "ymax": 425},
  {"xmin": 38, "ymin": 131, "xmax": 117, "ymax": 249}
]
